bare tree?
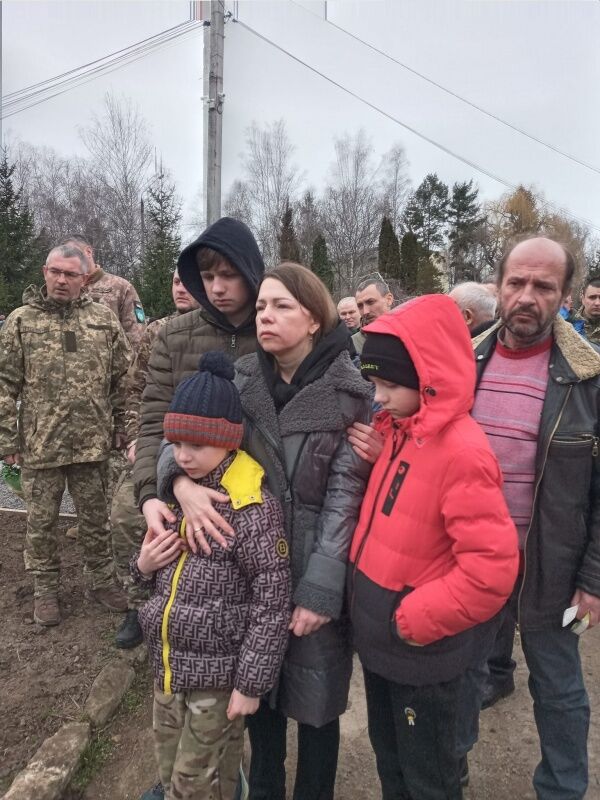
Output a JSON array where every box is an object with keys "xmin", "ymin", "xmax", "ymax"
[
  {"xmin": 379, "ymin": 143, "xmax": 411, "ymax": 234},
  {"xmin": 320, "ymin": 130, "xmax": 383, "ymax": 293},
  {"xmin": 9, "ymin": 140, "xmax": 115, "ymax": 265},
  {"xmin": 80, "ymin": 92, "xmax": 152, "ymax": 279},
  {"xmin": 224, "ymin": 120, "xmax": 302, "ymax": 267}
]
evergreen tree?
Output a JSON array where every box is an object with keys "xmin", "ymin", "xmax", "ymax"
[
  {"xmin": 279, "ymin": 203, "xmax": 301, "ymax": 262},
  {"xmin": 311, "ymin": 234, "xmax": 334, "ymax": 292},
  {"xmin": 399, "ymin": 231, "xmax": 425, "ymax": 295},
  {"xmin": 0, "ymin": 151, "xmax": 43, "ymax": 312},
  {"xmin": 403, "ymin": 173, "xmax": 449, "ymax": 253},
  {"xmin": 139, "ymin": 172, "xmax": 182, "ymax": 319},
  {"xmin": 378, "ymin": 215, "xmax": 402, "ymax": 280},
  {"xmin": 416, "ymin": 257, "xmax": 444, "ymax": 295},
  {"xmin": 447, "ymin": 180, "xmax": 482, "ymax": 283}
]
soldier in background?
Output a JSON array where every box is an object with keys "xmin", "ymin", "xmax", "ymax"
[
  {"xmin": 574, "ymin": 276, "xmax": 600, "ymax": 344},
  {"xmin": 60, "ymin": 233, "xmax": 146, "ymax": 350},
  {"xmin": 0, "ymin": 244, "xmax": 131, "ymax": 626},
  {"xmin": 111, "ymin": 270, "xmax": 199, "ymax": 648},
  {"xmin": 60, "ymin": 233, "xmax": 146, "ymax": 539}
]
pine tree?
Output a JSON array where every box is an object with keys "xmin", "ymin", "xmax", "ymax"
[
  {"xmin": 403, "ymin": 173, "xmax": 449, "ymax": 253},
  {"xmin": 311, "ymin": 234, "xmax": 334, "ymax": 292},
  {"xmin": 139, "ymin": 172, "xmax": 182, "ymax": 319},
  {"xmin": 416, "ymin": 257, "xmax": 444, "ymax": 295},
  {"xmin": 279, "ymin": 203, "xmax": 301, "ymax": 262},
  {"xmin": 399, "ymin": 232, "xmax": 424, "ymax": 295},
  {"xmin": 378, "ymin": 215, "xmax": 402, "ymax": 280},
  {"xmin": 447, "ymin": 180, "xmax": 482, "ymax": 283},
  {"xmin": 0, "ymin": 151, "xmax": 43, "ymax": 312}
]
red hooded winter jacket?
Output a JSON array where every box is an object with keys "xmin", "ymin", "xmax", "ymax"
[{"xmin": 348, "ymin": 295, "xmax": 518, "ymax": 685}]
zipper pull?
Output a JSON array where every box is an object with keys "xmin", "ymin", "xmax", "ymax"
[{"xmin": 593, "ymin": 437, "xmax": 599, "ymax": 458}]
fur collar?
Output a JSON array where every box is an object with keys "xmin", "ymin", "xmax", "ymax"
[
  {"xmin": 472, "ymin": 315, "xmax": 600, "ymax": 382},
  {"xmin": 235, "ymin": 351, "xmax": 372, "ymax": 436}
]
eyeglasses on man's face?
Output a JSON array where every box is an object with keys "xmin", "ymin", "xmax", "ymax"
[{"xmin": 45, "ymin": 266, "xmax": 85, "ymax": 280}]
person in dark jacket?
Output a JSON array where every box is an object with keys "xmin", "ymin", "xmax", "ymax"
[
  {"xmin": 348, "ymin": 295, "xmax": 518, "ymax": 800},
  {"xmin": 158, "ymin": 263, "xmax": 372, "ymax": 800},
  {"xmin": 134, "ymin": 352, "xmax": 290, "ymax": 800},
  {"xmin": 134, "ymin": 216, "xmax": 264, "ymax": 536},
  {"xmin": 458, "ymin": 236, "xmax": 600, "ymax": 800}
]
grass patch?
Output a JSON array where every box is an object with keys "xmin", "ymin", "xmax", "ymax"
[
  {"xmin": 120, "ymin": 670, "xmax": 149, "ymax": 714},
  {"xmin": 71, "ymin": 731, "xmax": 114, "ymax": 791}
]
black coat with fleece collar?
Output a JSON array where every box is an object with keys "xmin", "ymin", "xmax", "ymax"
[
  {"xmin": 233, "ymin": 350, "xmax": 372, "ymax": 726},
  {"xmin": 473, "ymin": 316, "xmax": 600, "ymax": 630}
]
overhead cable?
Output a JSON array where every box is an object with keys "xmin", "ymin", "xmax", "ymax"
[
  {"xmin": 289, "ymin": 0, "xmax": 600, "ymax": 175},
  {"xmin": 2, "ymin": 21, "xmax": 204, "ymax": 119},
  {"xmin": 233, "ymin": 19, "xmax": 600, "ymax": 233},
  {"xmin": 4, "ymin": 21, "xmax": 196, "ymax": 101}
]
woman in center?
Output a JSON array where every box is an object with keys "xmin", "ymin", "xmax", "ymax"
[{"xmin": 160, "ymin": 263, "xmax": 372, "ymax": 799}]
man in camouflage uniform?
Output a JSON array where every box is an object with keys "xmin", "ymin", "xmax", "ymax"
[
  {"xmin": 0, "ymin": 244, "xmax": 131, "ymax": 626},
  {"xmin": 60, "ymin": 234, "xmax": 147, "ymax": 538},
  {"xmin": 574, "ymin": 276, "xmax": 600, "ymax": 345},
  {"xmin": 60, "ymin": 233, "xmax": 146, "ymax": 349},
  {"xmin": 112, "ymin": 270, "xmax": 199, "ymax": 648}
]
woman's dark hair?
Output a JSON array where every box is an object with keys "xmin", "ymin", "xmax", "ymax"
[{"xmin": 261, "ymin": 262, "xmax": 338, "ymax": 343}]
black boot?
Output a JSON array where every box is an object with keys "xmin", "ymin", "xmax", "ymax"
[{"xmin": 115, "ymin": 609, "xmax": 143, "ymax": 649}]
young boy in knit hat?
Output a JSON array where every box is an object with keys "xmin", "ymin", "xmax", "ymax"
[
  {"xmin": 348, "ymin": 295, "xmax": 518, "ymax": 799},
  {"xmin": 132, "ymin": 352, "xmax": 291, "ymax": 800}
]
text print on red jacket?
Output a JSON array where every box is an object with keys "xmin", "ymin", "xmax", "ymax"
[{"xmin": 349, "ymin": 294, "xmax": 519, "ymax": 686}]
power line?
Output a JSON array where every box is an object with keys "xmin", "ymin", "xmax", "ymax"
[
  {"xmin": 2, "ymin": 21, "xmax": 205, "ymax": 119},
  {"xmin": 233, "ymin": 19, "xmax": 600, "ymax": 234},
  {"xmin": 289, "ymin": 0, "xmax": 600, "ymax": 176},
  {"xmin": 4, "ymin": 21, "xmax": 195, "ymax": 102}
]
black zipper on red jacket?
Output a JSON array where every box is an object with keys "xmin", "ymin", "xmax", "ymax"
[{"xmin": 349, "ymin": 428, "xmax": 407, "ymax": 614}]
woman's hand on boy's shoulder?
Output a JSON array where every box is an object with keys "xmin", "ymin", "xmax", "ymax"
[
  {"xmin": 137, "ymin": 527, "xmax": 185, "ymax": 575},
  {"xmin": 174, "ymin": 476, "xmax": 234, "ymax": 555},
  {"xmin": 227, "ymin": 689, "xmax": 260, "ymax": 720},
  {"xmin": 347, "ymin": 421, "xmax": 384, "ymax": 464}
]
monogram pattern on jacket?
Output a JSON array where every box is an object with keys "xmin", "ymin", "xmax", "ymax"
[{"xmin": 136, "ymin": 456, "xmax": 291, "ymax": 697}]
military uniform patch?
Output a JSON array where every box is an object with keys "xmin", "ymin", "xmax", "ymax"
[
  {"xmin": 276, "ymin": 538, "xmax": 289, "ymax": 559},
  {"xmin": 134, "ymin": 302, "xmax": 146, "ymax": 323}
]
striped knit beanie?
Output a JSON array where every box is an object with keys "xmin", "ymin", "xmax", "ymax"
[{"xmin": 163, "ymin": 352, "xmax": 243, "ymax": 450}]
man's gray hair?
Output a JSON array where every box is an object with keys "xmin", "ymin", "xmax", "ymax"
[
  {"xmin": 337, "ymin": 296, "xmax": 358, "ymax": 307},
  {"xmin": 450, "ymin": 281, "xmax": 496, "ymax": 319},
  {"xmin": 46, "ymin": 245, "xmax": 88, "ymax": 273},
  {"xmin": 355, "ymin": 277, "xmax": 391, "ymax": 296}
]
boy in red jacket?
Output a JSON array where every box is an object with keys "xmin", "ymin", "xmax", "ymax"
[{"xmin": 348, "ymin": 294, "xmax": 518, "ymax": 800}]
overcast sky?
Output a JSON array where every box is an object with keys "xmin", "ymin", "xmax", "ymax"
[{"xmin": 3, "ymin": 0, "xmax": 600, "ymax": 238}]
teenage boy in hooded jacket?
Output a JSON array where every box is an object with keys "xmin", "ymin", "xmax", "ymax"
[
  {"xmin": 134, "ymin": 217, "xmax": 264, "ymax": 529},
  {"xmin": 348, "ymin": 294, "xmax": 518, "ymax": 800}
]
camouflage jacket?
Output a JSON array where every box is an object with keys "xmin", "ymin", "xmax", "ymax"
[
  {"xmin": 573, "ymin": 310, "xmax": 600, "ymax": 345},
  {"xmin": 86, "ymin": 266, "xmax": 146, "ymax": 350},
  {"xmin": 125, "ymin": 314, "xmax": 175, "ymax": 444},
  {"xmin": 0, "ymin": 286, "xmax": 131, "ymax": 469}
]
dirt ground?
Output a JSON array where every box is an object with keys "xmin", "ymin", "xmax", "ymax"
[
  {"xmin": 2, "ymin": 507, "xmax": 600, "ymax": 799},
  {"xmin": 0, "ymin": 511, "xmax": 125, "ymax": 796}
]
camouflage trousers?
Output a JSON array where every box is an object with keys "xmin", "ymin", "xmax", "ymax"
[
  {"xmin": 153, "ymin": 683, "xmax": 244, "ymax": 800},
  {"xmin": 21, "ymin": 461, "xmax": 114, "ymax": 598},
  {"xmin": 110, "ymin": 464, "xmax": 148, "ymax": 609}
]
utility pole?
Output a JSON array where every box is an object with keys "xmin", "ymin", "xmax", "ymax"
[{"xmin": 203, "ymin": 1, "xmax": 224, "ymax": 226}]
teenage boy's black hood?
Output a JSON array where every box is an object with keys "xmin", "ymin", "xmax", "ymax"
[{"xmin": 177, "ymin": 217, "xmax": 265, "ymax": 330}]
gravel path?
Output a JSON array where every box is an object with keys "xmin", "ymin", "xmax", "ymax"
[{"xmin": 0, "ymin": 466, "xmax": 75, "ymax": 514}]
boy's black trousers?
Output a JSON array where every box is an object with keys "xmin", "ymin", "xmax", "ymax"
[{"xmin": 363, "ymin": 667, "xmax": 463, "ymax": 800}]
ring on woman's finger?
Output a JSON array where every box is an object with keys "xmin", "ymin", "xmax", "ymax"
[{"xmin": 193, "ymin": 527, "xmax": 203, "ymax": 533}]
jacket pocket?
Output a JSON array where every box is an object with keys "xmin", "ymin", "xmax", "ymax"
[{"xmin": 218, "ymin": 604, "xmax": 250, "ymax": 653}]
